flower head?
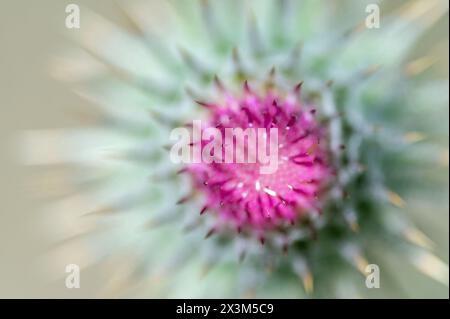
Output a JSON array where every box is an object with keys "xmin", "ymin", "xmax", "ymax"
[{"xmin": 187, "ymin": 80, "xmax": 331, "ymax": 234}]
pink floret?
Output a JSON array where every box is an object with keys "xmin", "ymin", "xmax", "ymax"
[{"xmin": 188, "ymin": 83, "xmax": 331, "ymax": 232}]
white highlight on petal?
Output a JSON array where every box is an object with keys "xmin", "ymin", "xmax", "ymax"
[{"xmin": 263, "ymin": 187, "xmax": 277, "ymax": 197}]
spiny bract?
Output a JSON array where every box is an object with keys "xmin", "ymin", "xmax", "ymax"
[{"xmin": 37, "ymin": 0, "xmax": 448, "ymax": 298}]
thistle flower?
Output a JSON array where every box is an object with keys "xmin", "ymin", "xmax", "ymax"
[
  {"xmin": 25, "ymin": 0, "xmax": 449, "ymax": 298},
  {"xmin": 186, "ymin": 81, "xmax": 331, "ymax": 237}
]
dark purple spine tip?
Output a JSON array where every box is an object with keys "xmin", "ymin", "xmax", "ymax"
[
  {"xmin": 243, "ymin": 80, "xmax": 251, "ymax": 93},
  {"xmin": 282, "ymin": 243, "xmax": 289, "ymax": 255},
  {"xmin": 176, "ymin": 195, "xmax": 191, "ymax": 205},
  {"xmin": 176, "ymin": 168, "xmax": 188, "ymax": 175},
  {"xmin": 213, "ymin": 75, "xmax": 224, "ymax": 91},
  {"xmin": 269, "ymin": 66, "xmax": 276, "ymax": 77},
  {"xmin": 259, "ymin": 237, "xmax": 265, "ymax": 245},
  {"xmin": 294, "ymin": 81, "xmax": 304, "ymax": 93},
  {"xmin": 205, "ymin": 228, "xmax": 215, "ymax": 239},
  {"xmin": 195, "ymin": 100, "xmax": 212, "ymax": 108},
  {"xmin": 200, "ymin": 206, "xmax": 208, "ymax": 215},
  {"xmin": 287, "ymin": 115, "xmax": 297, "ymax": 128}
]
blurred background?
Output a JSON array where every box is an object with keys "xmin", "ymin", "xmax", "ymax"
[
  {"xmin": 0, "ymin": 0, "xmax": 448, "ymax": 298},
  {"xmin": 0, "ymin": 0, "xmax": 140, "ymax": 298}
]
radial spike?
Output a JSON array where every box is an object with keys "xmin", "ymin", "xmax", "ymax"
[
  {"xmin": 259, "ymin": 236, "xmax": 265, "ymax": 245},
  {"xmin": 282, "ymin": 242, "xmax": 289, "ymax": 255},
  {"xmin": 405, "ymin": 56, "xmax": 435, "ymax": 76},
  {"xmin": 176, "ymin": 167, "xmax": 188, "ymax": 175},
  {"xmin": 412, "ymin": 250, "xmax": 449, "ymax": 286},
  {"xmin": 241, "ymin": 107, "xmax": 257, "ymax": 123},
  {"xmin": 403, "ymin": 227, "xmax": 435, "ymax": 250},
  {"xmin": 439, "ymin": 149, "xmax": 449, "ymax": 167},
  {"xmin": 291, "ymin": 131, "xmax": 310, "ymax": 144},
  {"xmin": 243, "ymin": 80, "xmax": 252, "ymax": 94},
  {"xmin": 344, "ymin": 209, "xmax": 359, "ymax": 232},
  {"xmin": 161, "ymin": 144, "xmax": 172, "ymax": 153},
  {"xmin": 199, "ymin": 205, "xmax": 208, "ymax": 215},
  {"xmin": 232, "ymin": 47, "xmax": 246, "ymax": 78},
  {"xmin": 200, "ymin": 0, "xmax": 217, "ymax": 35},
  {"xmin": 205, "ymin": 227, "xmax": 216, "ymax": 239},
  {"xmin": 342, "ymin": 21, "xmax": 366, "ymax": 39},
  {"xmin": 308, "ymin": 223, "xmax": 318, "ymax": 241},
  {"xmin": 291, "ymin": 187, "xmax": 309, "ymax": 196},
  {"xmin": 394, "ymin": 0, "xmax": 445, "ymax": 29},
  {"xmin": 403, "ymin": 131, "xmax": 426, "ymax": 143},
  {"xmin": 232, "ymin": 47, "xmax": 240, "ymax": 65},
  {"xmin": 325, "ymin": 79, "xmax": 334, "ymax": 88},
  {"xmin": 283, "ymin": 42, "xmax": 302, "ymax": 73},
  {"xmin": 148, "ymin": 110, "xmax": 180, "ymax": 128},
  {"xmin": 114, "ymin": 1, "xmax": 145, "ymax": 37},
  {"xmin": 350, "ymin": 220, "xmax": 359, "ymax": 233},
  {"xmin": 81, "ymin": 46, "xmax": 177, "ymax": 101},
  {"xmin": 182, "ymin": 219, "xmax": 202, "ymax": 233},
  {"xmin": 386, "ymin": 190, "xmax": 406, "ymax": 208},
  {"xmin": 264, "ymin": 67, "xmax": 276, "ymax": 90},
  {"xmin": 293, "ymin": 81, "xmax": 304, "ymax": 95},
  {"xmin": 143, "ymin": 209, "xmax": 181, "ymax": 230},
  {"xmin": 286, "ymin": 115, "xmax": 297, "ymax": 128},
  {"xmin": 213, "ymin": 74, "xmax": 225, "ymax": 92},
  {"xmin": 178, "ymin": 46, "xmax": 209, "ymax": 78},
  {"xmin": 148, "ymin": 170, "xmax": 178, "ymax": 182},
  {"xmin": 248, "ymin": 10, "xmax": 264, "ymax": 56},
  {"xmin": 199, "ymin": 263, "xmax": 213, "ymax": 279},
  {"xmin": 239, "ymin": 249, "xmax": 247, "ymax": 263},
  {"xmin": 269, "ymin": 66, "xmax": 276, "ymax": 78},
  {"xmin": 352, "ymin": 253, "xmax": 369, "ymax": 275},
  {"xmin": 302, "ymin": 270, "xmax": 314, "ymax": 295},
  {"xmin": 291, "ymin": 159, "xmax": 314, "ymax": 167},
  {"xmin": 176, "ymin": 192, "xmax": 194, "ymax": 205},
  {"xmin": 84, "ymin": 205, "xmax": 115, "ymax": 216},
  {"xmin": 353, "ymin": 64, "xmax": 381, "ymax": 82},
  {"xmin": 195, "ymin": 100, "xmax": 214, "ymax": 109}
]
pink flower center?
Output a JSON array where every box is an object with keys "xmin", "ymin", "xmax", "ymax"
[{"xmin": 188, "ymin": 83, "xmax": 331, "ymax": 232}]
